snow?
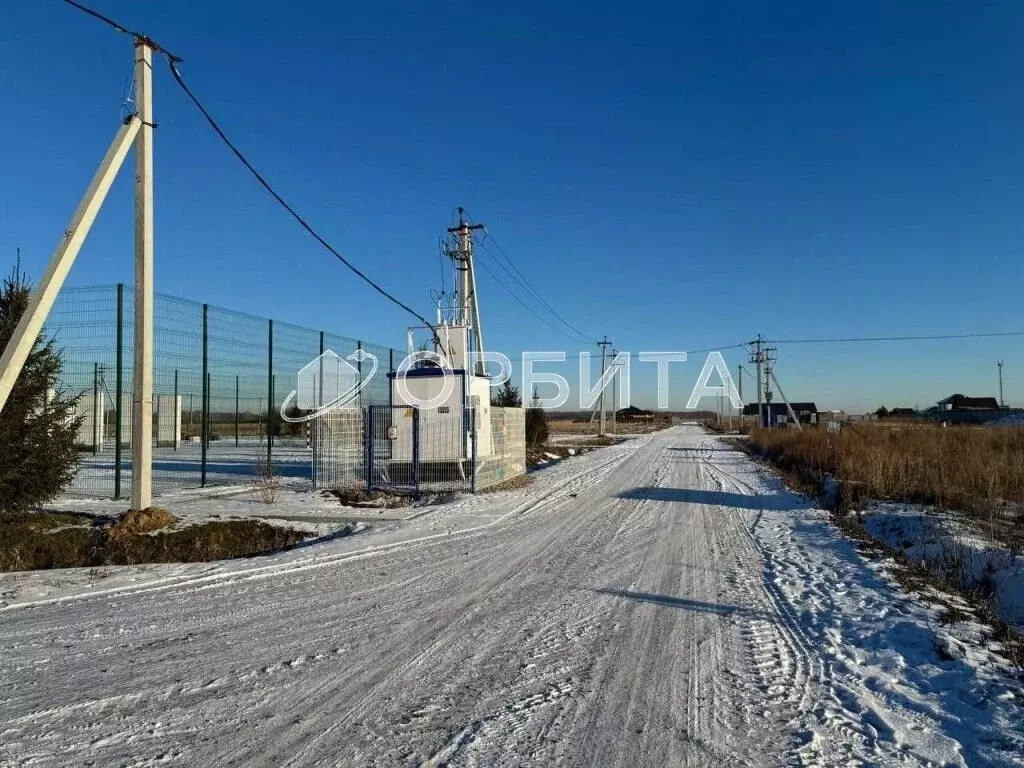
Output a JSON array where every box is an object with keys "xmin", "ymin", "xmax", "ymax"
[
  {"xmin": 1, "ymin": 426, "xmax": 1022, "ymax": 766},
  {"xmin": 863, "ymin": 502, "xmax": 1024, "ymax": 631}
]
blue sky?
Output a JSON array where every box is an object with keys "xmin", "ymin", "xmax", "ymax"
[{"xmin": 2, "ymin": 1, "xmax": 1023, "ymax": 411}]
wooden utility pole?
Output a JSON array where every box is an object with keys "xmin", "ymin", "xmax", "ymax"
[{"xmin": 132, "ymin": 40, "xmax": 156, "ymax": 510}]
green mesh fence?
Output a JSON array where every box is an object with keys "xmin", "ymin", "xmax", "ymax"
[{"xmin": 48, "ymin": 284, "xmax": 403, "ymax": 499}]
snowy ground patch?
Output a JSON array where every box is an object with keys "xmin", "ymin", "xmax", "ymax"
[{"xmin": 862, "ymin": 502, "xmax": 1024, "ymax": 632}]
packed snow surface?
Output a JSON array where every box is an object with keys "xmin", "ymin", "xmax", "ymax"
[{"xmin": 1, "ymin": 426, "xmax": 1022, "ymax": 766}]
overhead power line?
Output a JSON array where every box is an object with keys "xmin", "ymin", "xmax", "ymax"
[
  {"xmin": 766, "ymin": 331, "xmax": 1024, "ymax": 344},
  {"xmin": 60, "ymin": 0, "xmax": 439, "ymax": 340},
  {"xmin": 471, "ymin": 251, "xmax": 592, "ymax": 345},
  {"xmin": 61, "ymin": 0, "xmax": 181, "ymax": 61},
  {"xmin": 165, "ymin": 61, "xmax": 438, "ymax": 335},
  {"xmin": 475, "ymin": 230, "xmax": 597, "ymax": 344}
]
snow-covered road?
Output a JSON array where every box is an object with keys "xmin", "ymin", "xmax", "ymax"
[{"xmin": 2, "ymin": 425, "xmax": 1021, "ymax": 767}]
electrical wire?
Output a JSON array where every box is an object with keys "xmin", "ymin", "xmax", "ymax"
[
  {"xmin": 61, "ymin": 0, "xmax": 182, "ymax": 61},
  {"xmin": 60, "ymin": 0, "xmax": 440, "ymax": 343},
  {"xmin": 501, "ymin": 343, "xmax": 749, "ymax": 363},
  {"xmin": 765, "ymin": 331, "xmax": 1024, "ymax": 344},
  {"xmin": 471, "ymin": 252, "xmax": 595, "ymax": 345},
  {"xmin": 167, "ymin": 60, "xmax": 440, "ymax": 339},
  {"xmin": 481, "ymin": 229, "xmax": 596, "ymax": 343},
  {"xmin": 474, "ymin": 231, "xmax": 597, "ymax": 344}
]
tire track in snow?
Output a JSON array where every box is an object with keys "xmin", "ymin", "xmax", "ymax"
[
  {"xmin": 698, "ymin": 439, "xmax": 978, "ymax": 767},
  {"xmin": 1, "ymin": 440, "xmax": 641, "ymax": 617}
]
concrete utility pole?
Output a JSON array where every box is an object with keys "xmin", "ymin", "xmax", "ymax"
[
  {"xmin": 737, "ymin": 364, "xmax": 744, "ymax": 424},
  {"xmin": 0, "ymin": 117, "xmax": 141, "ymax": 416},
  {"xmin": 132, "ymin": 40, "xmax": 156, "ymax": 510},
  {"xmin": 998, "ymin": 360, "xmax": 1005, "ymax": 407},
  {"xmin": 610, "ymin": 349, "xmax": 620, "ymax": 434},
  {"xmin": 763, "ymin": 345, "xmax": 777, "ymax": 426},
  {"xmin": 0, "ymin": 37, "xmax": 160, "ymax": 508},
  {"xmin": 447, "ymin": 209, "xmax": 486, "ymax": 375},
  {"xmin": 769, "ymin": 369, "xmax": 802, "ymax": 431},
  {"xmin": 749, "ymin": 336, "xmax": 764, "ymax": 427},
  {"xmin": 597, "ymin": 336, "xmax": 612, "ymax": 435}
]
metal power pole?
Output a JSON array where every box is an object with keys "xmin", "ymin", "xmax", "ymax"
[
  {"xmin": 131, "ymin": 39, "xmax": 156, "ymax": 510},
  {"xmin": 998, "ymin": 360, "xmax": 1005, "ymax": 407},
  {"xmin": 597, "ymin": 336, "xmax": 612, "ymax": 435}
]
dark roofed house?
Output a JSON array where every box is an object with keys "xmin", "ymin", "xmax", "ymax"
[
  {"xmin": 742, "ymin": 402, "xmax": 817, "ymax": 426},
  {"xmin": 615, "ymin": 405, "xmax": 654, "ymax": 422},
  {"xmin": 937, "ymin": 394, "xmax": 1000, "ymax": 411},
  {"xmin": 889, "ymin": 407, "xmax": 917, "ymax": 417},
  {"xmin": 931, "ymin": 394, "xmax": 1004, "ymax": 424}
]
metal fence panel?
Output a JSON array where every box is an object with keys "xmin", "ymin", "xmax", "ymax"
[
  {"xmin": 49, "ymin": 285, "xmax": 404, "ymax": 500},
  {"xmin": 313, "ymin": 408, "xmax": 364, "ymax": 490},
  {"xmin": 312, "ymin": 404, "xmax": 526, "ymax": 496},
  {"xmin": 367, "ymin": 405, "xmax": 417, "ymax": 493}
]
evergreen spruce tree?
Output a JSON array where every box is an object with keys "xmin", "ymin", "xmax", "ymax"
[
  {"xmin": 525, "ymin": 386, "xmax": 549, "ymax": 449},
  {"xmin": 491, "ymin": 379, "xmax": 522, "ymax": 407},
  {"xmin": 0, "ymin": 269, "xmax": 81, "ymax": 512}
]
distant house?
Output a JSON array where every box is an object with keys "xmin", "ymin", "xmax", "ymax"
[
  {"xmin": 814, "ymin": 409, "xmax": 847, "ymax": 426},
  {"xmin": 930, "ymin": 394, "xmax": 1004, "ymax": 424},
  {"xmin": 615, "ymin": 405, "xmax": 654, "ymax": 422},
  {"xmin": 889, "ymin": 407, "xmax": 917, "ymax": 418},
  {"xmin": 936, "ymin": 394, "xmax": 1000, "ymax": 411},
  {"xmin": 742, "ymin": 402, "xmax": 817, "ymax": 426}
]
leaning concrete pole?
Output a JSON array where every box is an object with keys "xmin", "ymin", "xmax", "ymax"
[
  {"xmin": 132, "ymin": 41, "xmax": 156, "ymax": 510},
  {"xmin": 0, "ymin": 118, "xmax": 140, "ymax": 416}
]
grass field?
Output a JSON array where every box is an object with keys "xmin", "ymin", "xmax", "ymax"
[{"xmin": 745, "ymin": 423, "xmax": 1024, "ymax": 548}]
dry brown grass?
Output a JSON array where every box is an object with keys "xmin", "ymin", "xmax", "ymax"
[
  {"xmin": 109, "ymin": 507, "xmax": 178, "ymax": 538},
  {"xmin": 746, "ymin": 424, "xmax": 1024, "ymax": 546},
  {"xmin": 548, "ymin": 418, "xmax": 670, "ymax": 436}
]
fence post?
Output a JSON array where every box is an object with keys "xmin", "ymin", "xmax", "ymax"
[
  {"xmin": 114, "ymin": 283, "xmax": 123, "ymax": 499},
  {"xmin": 92, "ymin": 362, "xmax": 100, "ymax": 456},
  {"xmin": 206, "ymin": 371, "xmax": 212, "ymax": 444},
  {"xmin": 412, "ymin": 406, "xmax": 420, "ymax": 500},
  {"xmin": 357, "ymin": 340, "xmax": 363, "ymax": 406},
  {"xmin": 201, "ymin": 303, "xmax": 208, "ymax": 487},
  {"xmin": 365, "ymin": 406, "xmax": 373, "ymax": 495},
  {"xmin": 267, "ymin": 319, "xmax": 274, "ymax": 466},
  {"xmin": 389, "ymin": 348, "xmax": 394, "ymax": 374},
  {"xmin": 471, "ymin": 405, "xmax": 477, "ymax": 493},
  {"xmin": 318, "ymin": 330, "xmax": 325, "ymax": 410},
  {"xmin": 234, "ymin": 374, "xmax": 239, "ymax": 447},
  {"xmin": 173, "ymin": 368, "xmax": 178, "ymax": 452}
]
